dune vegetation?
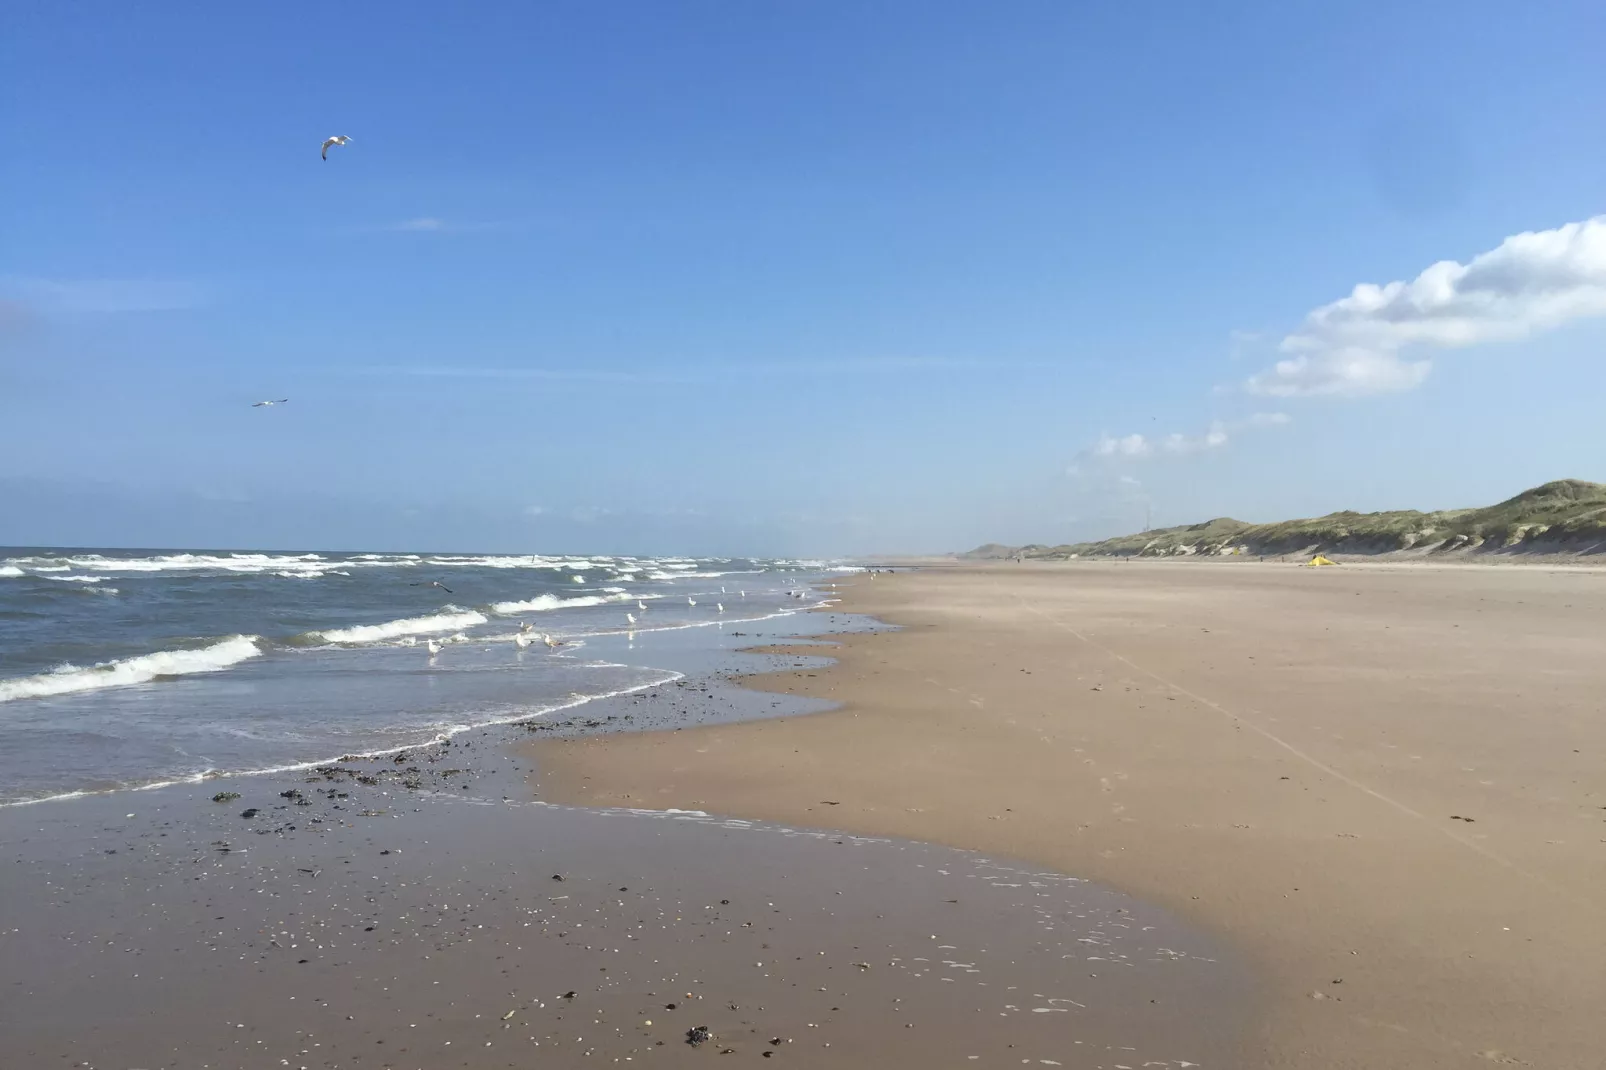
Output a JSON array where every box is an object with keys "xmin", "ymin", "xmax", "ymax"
[{"xmin": 969, "ymin": 480, "xmax": 1606, "ymax": 560}]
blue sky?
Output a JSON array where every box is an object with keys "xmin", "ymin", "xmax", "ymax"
[{"xmin": 4, "ymin": 1, "xmax": 1606, "ymax": 556}]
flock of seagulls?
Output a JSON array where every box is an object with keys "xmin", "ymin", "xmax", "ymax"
[{"xmin": 415, "ymin": 582, "xmax": 818, "ymax": 662}]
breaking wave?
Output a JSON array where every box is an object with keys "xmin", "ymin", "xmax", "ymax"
[
  {"xmin": 0, "ymin": 636, "xmax": 263, "ymax": 703},
  {"xmin": 303, "ymin": 609, "xmax": 489, "ymax": 645},
  {"xmin": 0, "ymin": 566, "xmax": 23, "ymax": 578},
  {"xmin": 489, "ymin": 592, "xmax": 641, "ymax": 615}
]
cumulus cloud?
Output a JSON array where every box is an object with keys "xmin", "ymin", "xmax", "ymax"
[
  {"xmin": 1073, "ymin": 413, "xmax": 1290, "ymax": 473},
  {"xmin": 1091, "ymin": 421, "xmax": 1229, "ymax": 460},
  {"xmin": 1248, "ymin": 215, "xmax": 1606, "ymax": 397}
]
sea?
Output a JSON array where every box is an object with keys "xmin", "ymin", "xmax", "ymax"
[{"xmin": 0, "ymin": 546, "xmax": 847, "ymax": 806}]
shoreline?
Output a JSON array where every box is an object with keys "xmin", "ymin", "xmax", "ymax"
[
  {"xmin": 529, "ymin": 562, "xmax": 1606, "ymax": 1069},
  {"xmin": 0, "ymin": 586, "xmax": 1249, "ymax": 1069}
]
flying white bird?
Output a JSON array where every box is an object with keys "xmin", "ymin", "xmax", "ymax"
[
  {"xmin": 252, "ymin": 399, "xmax": 288, "ymax": 407},
  {"xmin": 687, "ymin": 597, "xmax": 696, "ymax": 606},
  {"xmin": 425, "ymin": 638, "xmax": 441, "ymax": 656},
  {"xmin": 626, "ymin": 612, "xmax": 637, "ymax": 625},
  {"xmin": 514, "ymin": 632, "xmax": 531, "ymax": 650},
  {"xmin": 320, "ymin": 135, "xmax": 351, "ymax": 160},
  {"xmin": 409, "ymin": 580, "xmax": 454, "ymax": 594}
]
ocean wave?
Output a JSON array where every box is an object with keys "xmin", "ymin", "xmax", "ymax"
[
  {"xmin": 1, "ymin": 552, "xmax": 335, "ymax": 575},
  {"xmin": 44, "ymin": 575, "xmax": 104, "ymax": 584},
  {"xmin": 303, "ymin": 609, "xmax": 488, "ymax": 644},
  {"xmin": 0, "ymin": 636, "xmax": 262, "ymax": 703},
  {"xmin": 0, "ymin": 565, "xmax": 22, "ymax": 578},
  {"xmin": 488, "ymin": 592, "xmax": 641, "ymax": 615}
]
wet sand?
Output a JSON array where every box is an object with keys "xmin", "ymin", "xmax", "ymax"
[
  {"xmin": 0, "ymin": 603, "xmax": 1249, "ymax": 1069},
  {"xmin": 532, "ymin": 562, "xmax": 1606, "ymax": 1069}
]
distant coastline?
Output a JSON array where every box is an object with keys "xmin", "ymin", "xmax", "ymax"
[{"xmin": 968, "ymin": 478, "xmax": 1606, "ymax": 560}]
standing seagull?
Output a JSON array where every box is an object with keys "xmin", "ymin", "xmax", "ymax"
[
  {"xmin": 425, "ymin": 638, "xmax": 441, "ymax": 656},
  {"xmin": 321, "ymin": 135, "xmax": 351, "ymax": 160},
  {"xmin": 716, "ymin": 603, "xmax": 724, "ymax": 614},
  {"xmin": 687, "ymin": 597, "xmax": 697, "ymax": 607},
  {"xmin": 252, "ymin": 399, "xmax": 289, "ymax": 407},
  {"xmin": 541, "ymin": 633, "xmax": 562, "ymax": 650},
  {"xmin": 626, "ymin": 612, "xmax": 637, "ymax": 626},
  {"xmin": 637, "ymin": 600, "xmax": 647, "ymax": 612},
  {"xmin": 514, "ymin": 632, "xmax": 531, "ymax": 650}
]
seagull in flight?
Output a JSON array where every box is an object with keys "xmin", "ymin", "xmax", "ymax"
[
  {"xmin": 410, "ymin": 580, "xmax": 454, "ymax": 594},
  {"xmin": 252, "ymin": 399, "xmax": 289, "ymax": 407},
  {"xmin": 321, "ymin": 135, "xmax": 351, "ymax": 160}
]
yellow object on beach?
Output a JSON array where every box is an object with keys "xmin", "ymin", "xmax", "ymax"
[{"xmin": 1308, "ymin": 554, "xmax": 1338, "ymax": 567}]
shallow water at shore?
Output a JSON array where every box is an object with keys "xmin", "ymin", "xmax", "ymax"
[{"xmin": 0, "ymin": 546, "xmax": 841, "ymax": 805}]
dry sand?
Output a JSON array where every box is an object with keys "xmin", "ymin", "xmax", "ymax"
[{"xmin": 532, "ymin": 561, "xmax": 1606, "ymax": 1069}]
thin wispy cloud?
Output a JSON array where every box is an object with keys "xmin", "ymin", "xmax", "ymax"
[
  {"xmin": 381, "ymin": 217, "xmax": 516, "ymax": 234},
  {"xmin": 1248, "ymin": 215, "xmax": 1606, "ymax": 397},
  {"xmin": 1, "ymin": 277, "xmax": 203, "ymax": 314},
  {"xmin": 364, "ymin": 364, "xmax": 691, "ymax": 385},
  {"xmin": 358, "ymin": 355, "xmax": 1049, "ymax": 386}
]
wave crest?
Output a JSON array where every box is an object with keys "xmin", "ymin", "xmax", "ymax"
[
  {"xmin": 303, "ymin": 610, "xmax": 488, "ymax": 645},
  {"xmin": 489, "ymin": 592, "xmax": 638, "ymax": 615},
  {"xmin": 0, "ymin": 636, "xmax": 262, "ymax": 703}
]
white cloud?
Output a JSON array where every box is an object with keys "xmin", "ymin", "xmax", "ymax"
[
  {"xmin": 392, "ymin": 217, "xmax": 446, "ymax": 232},
  {"xmin": 1075, "ymin": 413, "xmax": 1290, "ymax": 472},
  {"xmin": 1249, "ymin": 215, "xmax": 1606, "ymax": 397},
  {"xmin": 1093, "ymin": 432, "xmax": 1152, "ymax": 458},
  {"xmin": 522, "ymin": 505, "xmax": 547, "ymax": 517}
]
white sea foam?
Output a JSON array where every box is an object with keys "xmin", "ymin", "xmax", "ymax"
[
  {"xmin": 44, "ymin": 574, "xmax": 104, "ymax": 583},
  {"xmin": 307, "ymin": 609, "xmax": 488, "ymax": 644},
  {"xmin": 0, "ymin": 636, "xmax": 262, "ymax": 703},
  {"xmin": 0, "ymin": 565, "xmax": 23, "ymax": 578},
  {"xmin": 488, "ymin": 592, "xmax": 645, "ymax": 615}
]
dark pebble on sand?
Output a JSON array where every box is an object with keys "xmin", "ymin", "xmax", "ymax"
[
  {"xmin": 239, "ymin": 808, "xmax": 258, "ymax": 819},
  {"xmin": 686, "ymin": 1026, "xmax": 712, "ymax": 1046}
]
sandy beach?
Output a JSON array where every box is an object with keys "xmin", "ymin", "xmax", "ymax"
[
  {"xmin": 532, "ymin": 561, "xmax": 1606, "ymax": 1069},
  {"xmin": 0, "ymin": 596, "xmax": 1247, "ymax": 1069}
]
